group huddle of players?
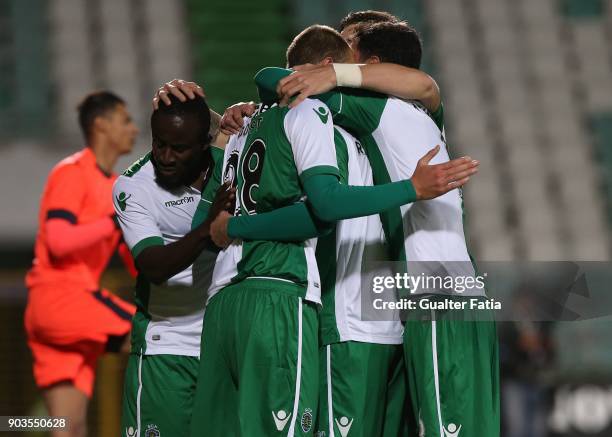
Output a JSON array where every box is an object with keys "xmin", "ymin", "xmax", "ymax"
[{"xmin": 25, "ymin": 10, "xmax": 499, "ymax": 437}]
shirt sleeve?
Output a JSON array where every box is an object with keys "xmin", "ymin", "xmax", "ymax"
[
  {"xmin": 303, "ymin": 173, "xmax": 417, "ymax": 223},
  {"xmin": 255, "ymin": 67, "xmax": 292, "ymax": 104},
  {"xmin": 282, "ymin": 99, "xmax": 339, "ymax": 183},
  {"xmin": 192, "ymin": 145, "xmax": 227, "ymax": 229},
  {"xmin": 317, "ymin": 89, "xmax": 387, "ymax": 136},
  {"xmin": 227, "ymin": 201, "xmax": 332, "ymax": 241},
  {"xmin": 201, "ymin": 146, "xmax": 225, "ymax": 205},
  {"xmin": 44, "ymin": 163, "xmax": 87, "ymax": 223},
  {"xmin": 429, "ymin": 101, "xmax": 445, "ymax": 132},
  {"xmin": 113, "ymin": 176, "xmax": 163, "ymax": 258},
  {"xmin": 255, "ymin": 67, "xmax": 387, "ymax": 137}
]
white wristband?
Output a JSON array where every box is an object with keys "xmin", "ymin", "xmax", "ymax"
[{"xmin": 333, "ymin": 63, "xmax": 363, "ymax": 88}]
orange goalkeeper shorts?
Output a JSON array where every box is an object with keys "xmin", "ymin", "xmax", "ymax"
[{"xmin": 25, "ymin": 286, "xmax": 135, "ymax": 397}]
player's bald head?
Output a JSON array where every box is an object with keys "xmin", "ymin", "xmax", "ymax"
[{"xmin": 286, "ymin": 25, "xmax": 353, "ymax": 67}]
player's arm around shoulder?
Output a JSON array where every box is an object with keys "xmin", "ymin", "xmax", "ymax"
[
  {"xmin": 358, "ymin": 63, "xmax": 441, "ymax": 113},
  {"xmin": 114, "ymin": 175, "xmax": 235, "ymax": 284}
]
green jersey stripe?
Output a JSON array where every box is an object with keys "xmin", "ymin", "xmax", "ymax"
[
  {"xmin": 131, "ymin": 236, "xmax": 164, "ymax": 258},
  {"xmin": 361, "ymin": 135, "xmax": 407, "ymax": 262},
  {"xmin": 123, "ymin": 153, "xmax": 151, "ymax": 178}
]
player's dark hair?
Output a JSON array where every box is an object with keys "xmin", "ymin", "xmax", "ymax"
[
  {"xmin": 151, "ymin": 94, "xmax": 212, "ymax": 144},
  {"xmin": 339, "ymin": 10, "xmax": 399, "ymax": 32},
  {"xmin": 77, "ymin": 90, "xmax": 125, "ymax": 141},
  {"xmin": 356, "ymin": 22, "xmax": 422, "ymax": 69},
  {"xmin": 286, "ymin": 25, "xmax": 353, "ymax": 67}
]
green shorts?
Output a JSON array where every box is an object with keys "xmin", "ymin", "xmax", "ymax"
[
  {"xmin": 403, "ymin": 297, "xmax": 500, "ymax": 437},
  {"xmin": 121, "ymin": 353, "xmax": 199, "ymax": 437},
  {"xmin": 189, "ymin": 279, "xmax": 319, "ymax": 437},
  {"xmin": 316, "ymin": 341, "xmax": 412, "ymax": 437}
]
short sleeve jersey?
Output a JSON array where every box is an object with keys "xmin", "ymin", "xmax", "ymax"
[
  {"xmin": 208, "ymin": 99, "xmax": 339, "ymax": 304},
  {"xmin": 112, "ymin": 147, "xmax": 223, "ymax": 356},
  {"xmin": 26, "ymin": 148, "xmax": 122, "ymax": 290}
]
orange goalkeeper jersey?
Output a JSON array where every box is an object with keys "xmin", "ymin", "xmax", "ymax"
[{"xmin": 26, "ymin": 147, "xmax": 123, "ymax": 290}]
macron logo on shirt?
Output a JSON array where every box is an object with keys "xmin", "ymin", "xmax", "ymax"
[{"xmin": 164, "ymin": 196, "xmax": 195, "ymax": 208}]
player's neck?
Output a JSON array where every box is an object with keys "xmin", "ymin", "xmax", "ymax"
[
  {"xmin": 190, "ymin": 173, "xmax": 205, "ymax": 192},
  {"xmin": 89, "ymin": 140, "xmax": 120, "ymax": 175},
  {"xmin": 189, "ymin": 152, "xmax": 214, "ymax": 192}
]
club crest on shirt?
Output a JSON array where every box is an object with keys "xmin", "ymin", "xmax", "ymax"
[
  {"xmin": 145, "ymin": 424, "xmax": 160, "ymax": 437},
  {"xmin": 301, "ymin": 408, "xmax": 313, "ymax": 433}
]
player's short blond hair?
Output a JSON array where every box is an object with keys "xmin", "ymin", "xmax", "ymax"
[{"xmin": 286, "ymin": 25, "xmax": 353, "ymax": 67}]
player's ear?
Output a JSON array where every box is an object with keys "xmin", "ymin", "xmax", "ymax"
[
  {"xmin": 92, "ymin": 115, "xmax": 108, "ymax": 137},
  {"xmin": 320, "ymin": 56, "xmax": 334, "ymax": 66},
  {"xmin": 365, "ymin": 55, "xmax": 381, "ymax": 64}
]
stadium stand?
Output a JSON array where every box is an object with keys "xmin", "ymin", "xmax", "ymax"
[
  {"xmin": 186, "ymin": 0, "xmax": 289, "ymax": 112},
  {"xmin": 49, "ymin": 0, "xmax": 190, "ymax": 142},
  {"xmin": 562, "ymin": 0, "xmax": 604, "ymax": 18},
  {"xmin": 0, "ymin": 6, "xmax": 12, "ymax": 126},
  {"xmin": 592, "ymin": 113, "xmax": 612, "ymax": 227},
  {"xmin": 0, "ymin": 0, "xmax": 50, "ymax": 140},
  {"xmin": 428, "ymin": 0, "xmax": 611, "ymax": 261},
  {"xmin": 49, "ymin": 0, "xmax": 101, "ymax": 142}
]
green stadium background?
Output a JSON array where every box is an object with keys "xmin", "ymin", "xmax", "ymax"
[{"xmin": 0, "ymin": 0, "xmax": 611, "ymax": 435}]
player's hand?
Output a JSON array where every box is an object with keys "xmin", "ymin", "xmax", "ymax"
[
  {"xmin": 152, "ymin": 79, "xmax": 205, "ymax": 109},
  {"xmin": 210, "ymin": 211, "xmax": 233, "ymax": 248},
  {"xmin": 208, "ymin": 182, "xmax": 236, "ymax": 222},
  {"xmin": 277, "ymin": 64, "xmax": 337, "ymax": 108},
  {"xmin": 410, "ymin": 145, "xmax": 479, "ymax": 200},
  {"xmin": 220, "ymin": 101, "xmax": 257, "ymax": 135}
]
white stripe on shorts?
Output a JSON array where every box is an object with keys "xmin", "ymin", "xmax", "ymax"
[
  {"xmin": 137, "ymin": 350, "xmax": 143, "ymax": 437},
  {"xmin": 431, "ymin": 311, "xmax": 444, "ymax": 436},
  {"xmin": 287, "ymin": 298, "xmax": 303, "ymax": 437},
  {"xmin": 327, "ymin": 345, "xmax": 335, "ymax": 437}
]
